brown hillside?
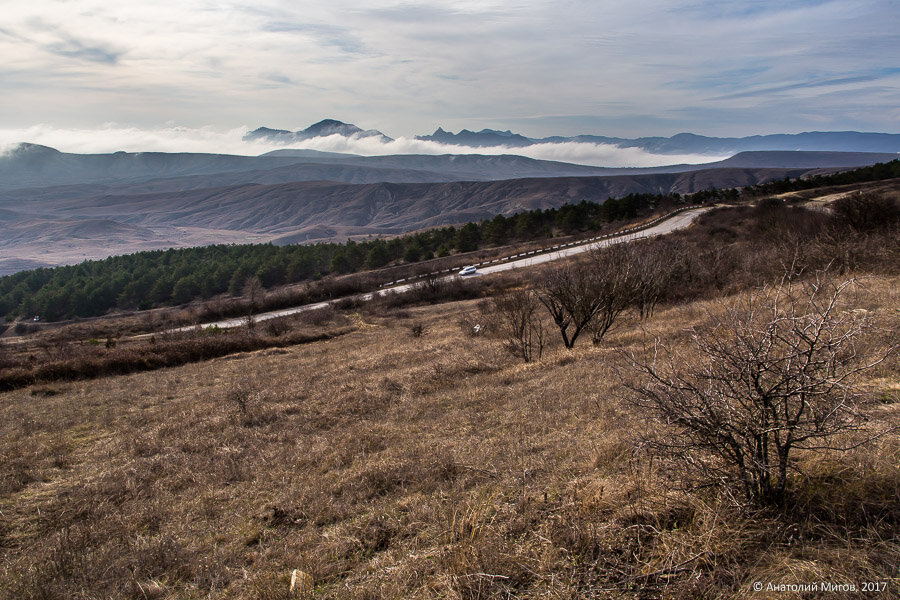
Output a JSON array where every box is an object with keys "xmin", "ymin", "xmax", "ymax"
[{"xmin": 1, "ymin": 275, "xmax": 897, "ymax": 598}]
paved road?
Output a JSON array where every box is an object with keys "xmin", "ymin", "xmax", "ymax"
[
  {"xmin": 178, "ymin": 207, "xmax": 709, "ymax": 331},
  {"xmin": 476, "ymin": 207, "xmax": 706, "ymax": 274}
]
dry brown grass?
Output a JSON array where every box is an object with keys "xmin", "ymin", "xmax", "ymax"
[
  {"xmin": 1, "ymin": 268, "xmax": 897, "ymax": 599},
  {"xmin": 0, "ymin": 311, "xmax": 356, "ymax": 392}
]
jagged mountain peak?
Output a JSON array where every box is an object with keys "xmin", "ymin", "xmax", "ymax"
[
  {"xmin": 301, "ymin": 119, "xmax": 362, "ymax": 136},
  {"xmin": 416, "ymin": 127, "xmax": 534, "ymax": 147},
  {"xmin": 244, "ymin": 119, "xmax": 392, "ymax": 144}
]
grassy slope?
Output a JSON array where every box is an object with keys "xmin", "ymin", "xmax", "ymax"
[{"xmin": 1, "ymin": 276, "xmax": 898, "ymax": 599}]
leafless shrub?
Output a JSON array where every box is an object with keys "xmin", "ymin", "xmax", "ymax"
[
  {"xmin": 332, "ymin": 295, "xmax": 366, "ymax": 311},
  {"xmin": 490, "ymin": 288, "xmax": 544, "ymax": 362},
  {"xmin": 198, "ymin": 297, "xmax": 241, "ymax": 321},
  {"xmin": 295, "ymin": 305, "xmax": 335, "ymax": 326},
  {"xmin": 410, "ymin": 322, "xmax": 426, "ymax": 338},
  {"xmin": 0, "ymin": 341, "xmax": 15, "ymax": 370},
  {"xmin": 588, "ymin": 244, "xmax": 638, "ymax": 345},
  {"xmin": 455, "ymin": 300, "xmax": 492, "ymax": 338},
  {"xmin": 263, "ymin": 315, "xmax": 292, "ymax": 337},
  {"xmin": 419, "ymin": 273, "xmax": 445, "ymax": 296},
  {"xmin": 626, "ymin": 274, "xmax": 896, "ymax": 506},
  {"xmin": 536, "ymin": 262, "xmax": 602, "ymax": 349},
  {"xmin": 37, "ymin": 336, "xmax": 73, "ymax": 362},
  {"xmin": 224, "ymin": 378, "xmax": 279, "ymax": 427},
  {"xmin": 629, "ymin": 240, "xmax": 674, "ymax": 321},
  {"xmin": 831, "ymin": 191, "xmax": 900, "ymax": 232},
  {"xmin": 225, "ymin": 379, "xmax": 257, "ymax": 417}
]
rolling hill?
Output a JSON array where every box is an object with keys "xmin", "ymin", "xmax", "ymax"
[
  {"xmin": 1, "ymin": 137, "xmax": 896, "ymax": 275},
  {"xmin": 0, "ymin": 165, "xmax": 820, "ymax": 275}
]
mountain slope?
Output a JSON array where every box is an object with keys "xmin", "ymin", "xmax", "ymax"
[
  {"xmin": 4, "ymin": 143, "xmax": 893, "ymax": 200},
  {"xmin": 4, "ymin": 167, "xmax": 812, "ymax": 240},
  {"xmin": 0, "ymin": 144, "xmax": 629, "ymax": 193},
  {"xmin": 417, "ymin": 129, "xmax": 900, "ymax": 155},
  {"xmin": 0, "ymin": 144, "xmax": 306, "ymax": 191}
]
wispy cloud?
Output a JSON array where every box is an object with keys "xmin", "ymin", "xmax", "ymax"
[
  {"xmin": 43, "ymin": 35, "xmax": 122, "ymax": 64},
  {"xmin": 710, "ymin": 70, "xmax": 900, "ymax": 100},
  {"xmin": 261, "ymin": 21, "xmax": 367, "ymax": 54},
  {"xmin": 0, "ymin": 0, "xmax": 896, "ymax": 138},
  {"xmin": 6, "ymin": 18, "xmax": 124, "ymax": 65}
]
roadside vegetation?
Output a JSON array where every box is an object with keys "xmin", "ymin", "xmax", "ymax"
[{"xmin": 0, "ymin": 275, "xmax": 494, "ymax": 392}]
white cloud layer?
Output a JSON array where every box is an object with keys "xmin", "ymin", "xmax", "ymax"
[
  {"xmin": 0, "ymin": 125, "xmax": 728, "ymax": 168},
  {"xmin": 0, "ymin": 1, "xmax": 897, "ymax": 139}
]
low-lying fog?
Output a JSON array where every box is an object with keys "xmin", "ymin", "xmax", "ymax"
[{"xmin": 0, "ymin": 124, "xmax": 728, "ymax": 168}]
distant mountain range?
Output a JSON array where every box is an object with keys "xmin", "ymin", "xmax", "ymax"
[
  {"xmin": 0, "ymin": 166, "xmax": 820, "ymax": 256},
  {"xmin": 244, "ymin": 119, "xmax": 900, "ymax": 155},
  {"xmin": 418, "ymin": 129, "xmax": 900, "ymax": 155},
  {"xmin": 2, "ymin": 142, "xmax": 895, "ymax": 193},
  {"xmin": 1, "ymin": 121, "xmax": 898, "ymax": 275}
]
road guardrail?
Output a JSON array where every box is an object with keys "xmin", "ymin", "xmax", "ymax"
[{"xmin": 379, "ymin": 204, "xmax": 702, "ymax": 288}]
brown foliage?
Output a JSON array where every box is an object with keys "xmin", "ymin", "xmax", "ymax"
[
  {"xmin": 0, "ymin": 320, "xmax": 352, "ymax": 392},
  {"xmin": 831, "ymin": 191, "xmax": 900, "ymax": 232}
]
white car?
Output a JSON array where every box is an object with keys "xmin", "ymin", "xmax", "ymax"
[{"xmin": 458, "ymin": 265, "xmax": 477, "ymax": 276}]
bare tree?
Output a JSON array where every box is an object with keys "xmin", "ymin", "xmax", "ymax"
[
  {"xmin": 589, "ymin": 244, "xmax": 638, "ymax": 345},
  {"xmin": 626, "ymin": 275, "xmax": 895, "ymax": 506},
  {"xmin": 419, "ymin": 272, "xmax": 444, "ymax": 296},
  {"xmin": 629, "ymin": 240, "xmax": 673, "ymax": 321},
  {"xmin": 242, "ymin": 276, "xmax": 264, "ymax": 310},
  {"xmin": 242, "ymin": 275, "xmax": 264, "ymax": 330},
  {"xmin": 491, "ymin": 288, "xmax": 544, "ymax": 362},
  {"xmin": 536, "ymin": 262, "xmax": 602, "ymax": 349},
  {"xmin": 537, "ymin": 243, "xmax": 657, "ymax": 348}
]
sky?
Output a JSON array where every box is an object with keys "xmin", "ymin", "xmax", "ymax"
[{"xmin": 0, "ymin": 0, "xmax": 898, "ymax": 161}]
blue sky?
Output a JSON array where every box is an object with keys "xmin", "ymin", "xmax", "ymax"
[{"xmin": 0, "ymin": 0, "xmax": 897, "ymax": 154}]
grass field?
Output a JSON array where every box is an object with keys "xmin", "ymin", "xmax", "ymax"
[{"xmin": 1, "ymin": 268, "xmax": 897, "ymax": 598}]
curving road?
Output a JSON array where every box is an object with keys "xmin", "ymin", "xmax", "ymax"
[
  {"xmin": 476, "ymin": 207, "xmax": 706, "ymax": 274},
  {"xmin": 178, "ymin": 207, "xmax": 709, "ymax": 331}
]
